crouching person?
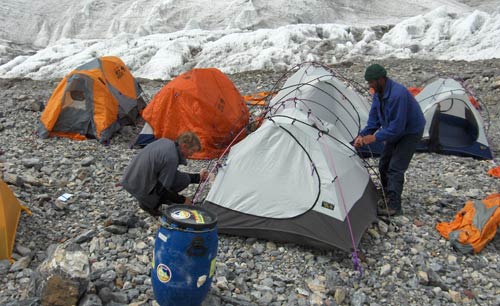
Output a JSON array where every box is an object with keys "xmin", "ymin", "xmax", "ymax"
[{"xmin": 121, "ymin": 131, "xmax": 209, "ymax": 216}]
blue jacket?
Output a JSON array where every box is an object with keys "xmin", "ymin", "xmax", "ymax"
[{"xmin": 360, "ymin": 78, "xmax": 425, "ymax": 143}]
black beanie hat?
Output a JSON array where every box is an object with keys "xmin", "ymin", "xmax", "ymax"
[{"xmin": 364, "ymin": 64, "xmax": 387, "ymax": 81}]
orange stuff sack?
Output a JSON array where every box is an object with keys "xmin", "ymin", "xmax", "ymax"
[
  {"xmin": 468, "ymin": 96, "xmax": 480, "ymax": 110},
  {"xmin": 436, "ymin": 194, "xmax": 500, "ymax": 254},
  {"xmin": 407, "ymin": 87, "xmax": 423, "ymax": 96},
  {"xmin": 488, "ymin": 166, "xmax": 500, "ymax": 178}
]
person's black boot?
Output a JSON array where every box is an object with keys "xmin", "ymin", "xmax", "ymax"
[{"xmin": 377, "ymin": 206, "xmax": 401, "ymax": 216}]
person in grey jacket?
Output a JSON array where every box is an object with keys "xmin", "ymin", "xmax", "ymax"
[{"xmin": 121, "ymin": 131, "xmax": 208, "ymax": 216}]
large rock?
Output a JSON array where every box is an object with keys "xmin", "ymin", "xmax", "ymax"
[{"xmin": 30, "ymin": 241, "xmax": 90, "ymax": 306}]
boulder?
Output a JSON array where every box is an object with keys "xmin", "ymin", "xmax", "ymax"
[{"xmin": 30, "ymin": 241, "xmax": 90, "ymax": 306}]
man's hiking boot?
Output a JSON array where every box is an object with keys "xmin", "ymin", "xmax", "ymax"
[
  {"xmin": 139, "ymin": 202, "xmax": 163, "ymax": 217},
  {"xmin": 376, "ymin": 187, "xmax": 386, "ymax": 198},
  {"xmin": 377, "ymin": 198, "xmax": 386, "ymax": 208},
  {"xmin": 377, "ymin": 206, "xmax": 401, "ymax": 217}
]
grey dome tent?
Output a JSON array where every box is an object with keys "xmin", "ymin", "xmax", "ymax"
[
  {"xmin": 202, "ymin": 106, "xmax": 378, "ymax": 251},
  {"xmin": 415, "ymin": 78, "xmax": 493, "ymax": 160},
  {"xmin": 268, "ymin": 63, "xmax": 383, "ymax": 156}
]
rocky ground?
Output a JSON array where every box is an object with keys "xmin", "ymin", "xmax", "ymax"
[{"xmin": 0, "ymin": 58, "xmax": 499, "ymax": 306}]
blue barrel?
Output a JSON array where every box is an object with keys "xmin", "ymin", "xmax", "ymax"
[{"xmin": 151, "ymin": 205, "xmax": 218, "ymax": 306}]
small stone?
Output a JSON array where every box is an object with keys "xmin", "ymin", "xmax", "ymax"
[
  {"xmin": 266, "ymin": 241, "xmax": 277, "ymax": 250},
  {"xmin": 54, "ymin": 199, "xmax": 67, "ymax": 210},
  {"xmin": 79, "ymin": 294, "xmax": 103, "ymax": 306},
  {"xmin": 100, "ymin": 270, "xmax": 117, "ymax": 283},
  {"xmin": 296, "ymin": 287, "xmax": 309, "ymax": 296},
  {"xmin": 215, "ymin": 276, "xmax": 229, "ymax": 290},
  {"xmin": 417, "ymin": 271, "xmax": 429, "ymax": 285},
  {"xmin": 378, "ymin": 221, "xmax": 389, "ymax": 233},
  {"xmin": 463, "ymin": 289, "xmax": 475, "ymax": 299},
  {"xmin": 258, "ymin": 291, "xmax": 273, "ymax": 305},
  {"xmin": 0, "ymin": 260, "xmax": 11, "ymax": 274},
  {"xmin": 80, "ymin": 157, "xmax": 94, "ymax": 167},
  {"xmin": 9, "ymin": 256, "xmax": 31, "ymax": 272},
  {"xmin": 309, "ymin": 293, "xmax": 323, "ymax": 305},
  {"xmin": 3, "ymin": 173, "xmax": 24, "ymax": 186},
  {"xmin": 380, "ymin": 264, "xmax": 391, "ymax": 276},
  {"xmin": 413, "ymin": 219, "xmax": 424, "ymax": 227},
  {"xmin": 306, "ymin": 278, "xmax": 325, "ymax": 293},
  {"xmin": 28, "ymin": 101, "xmax": 44, "ymax": 112},
  {"xmin": 448, "ymin": 290, "xmax": 461, "ymax": 303},
  {"xmin": 334, "ymin": 288, "xmax": 346, "ymax": 304},
  {"xmin": 104, "ymin": 225, "xmax": 128, "ymax": 235},
  {"xmin": 74, "ymin": 230, "xmax": 96, "ymax": 244},
  {"xmin": 22, "ymin": 158, "xmax": 41, "ymax": 169},
  {"xmin": 367, "ymin": 228, "xmax": 380, "ymax": 239},
  {"xmin": 429, "ymin": 263, "xmax": 442, "ymax": 272},
  {"xmin": 491, "ymin": 80, "xmax": 500, "ymax": 89},
  {"xmin": 135, "ymin": 241, "xmax": 148, "ymax": 250},
  {"xmin": 351, "ymin": 291, "xmax": 367, "ymax": 306},
  {"xmin": 15, "ymin": 245, "xmax": 32, "ymax": 257}
]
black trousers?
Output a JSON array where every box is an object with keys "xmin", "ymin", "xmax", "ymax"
[
  {"xmin": 139, "ymin": 172, "xmax": 192, "ymax": 216},
  {"xmin": 157, "ymin": 172, "xmax": 192, "ymax": 204},
  {"xmin": 379, "ymin": 132, "xmax": 422, "ymax": 210}
]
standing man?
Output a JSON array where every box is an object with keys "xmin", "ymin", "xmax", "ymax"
[
  {"xmin": 121, "ymin": 131, "xmax": 208, "ymax": 216},
  {"xmin": 354, "ymin": 64, "xmax": 425, "ymax": 216}
]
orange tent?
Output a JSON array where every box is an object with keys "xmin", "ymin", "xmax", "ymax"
[
  {"xmin": 1, "ymin": 178, "xmax": 31, "ymax": 262},
  {"xmin": 137, "ymin": 68, "xmax": 249, "ymax": 159},
  {"xmin": 38, "ymin": 56, "xmax": 146, "ymax": 143}
]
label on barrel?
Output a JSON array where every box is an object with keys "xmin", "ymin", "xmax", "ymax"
[
  {"xmin": 209, "ymin": 258, "xmax": 216, "ymax": 277},
  {"xmin": 158, "ymin": 232, "xmax": 168, "ymax": 242},
  {"xmin": 191, "ymin": 210, "xmax": 205, "ymax": 224},
  {"xmin": 156, "ymin": 264, "xmax": 172, "ymax": 283},
  {"xmin": 170, "ymin": 209, "xmax": 191, "ymax": 220},
  {"xmin": 170, "ymin": 208, "xmax": 208, "ymax": 224}
]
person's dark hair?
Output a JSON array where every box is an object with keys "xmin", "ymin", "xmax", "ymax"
[{"xmin": 177, "ymin": 131, "xmax": 201, "ymax": 151}]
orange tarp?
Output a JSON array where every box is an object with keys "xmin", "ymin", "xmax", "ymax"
[
  {"xmin": 0, "ymin": 178, "xmax": 31, "ymax": 262},
  {"xmin": 436, "ymin": 193, "xmax": 500, "ymax": 254},
  {"xmin": 142, "ymin": 68, "xmax": 249, "ymax": 159},
  {"xmin": 243, "ymin": 92, "xmax": 275, "ymax": 106},
  {"xmin": 369, "ymin": 87, "xmax": 424, "ymax": 96}
]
